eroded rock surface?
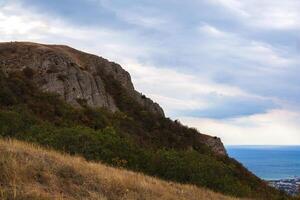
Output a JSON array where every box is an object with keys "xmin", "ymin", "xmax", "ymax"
[{"xmin": 0, "ymin": 42, "xmax": 164, "ymax": 116}]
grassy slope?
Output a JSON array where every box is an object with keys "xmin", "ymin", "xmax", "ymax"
[
  {"xmin": 0, "ymin": 139, "xmax": 241, "ymax": 200},
  {"xmin": 0, "ymin": 71, "xmax": 292, "ymax": 199}
]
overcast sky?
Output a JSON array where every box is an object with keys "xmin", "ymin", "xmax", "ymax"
[{"xmin": 1, "ymin": 0, "xmax": 300, "ymax": 145}]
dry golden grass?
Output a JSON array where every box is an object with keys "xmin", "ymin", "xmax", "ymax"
[{"xmin": 0, "ymin": 139, "xmax": 243, "ymax": 200}]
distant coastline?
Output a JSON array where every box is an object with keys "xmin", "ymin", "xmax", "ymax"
[
  {"xmin": 267, "ymin": 177, "xmax": 300, "ymax": 196},
  {"xmin": 226, "ymin": 145, "xmax": 300, "ymax": 180},
  {"xmin": 227, "ymin": 145, "xmax": 300, "ymax": 195}
]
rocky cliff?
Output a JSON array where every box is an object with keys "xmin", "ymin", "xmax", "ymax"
[
  {"xmin": 0, "ymin": 41, "xmax": 226, "ymax": 155},
  {"xmin": 0, "ymin": 42, "xmax": 164, "ymax": 116}
]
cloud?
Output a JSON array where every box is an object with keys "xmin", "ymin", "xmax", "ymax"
[
  {"xmin": 123, "ymin": 60, "xmax": 277, "ymax": 118},
  {"xmin": 197, "ymin": 24, "xmax": 296, "ymax": 69},
  {"xmin": 195, "ymin": 23, "xmax": 300, "ymax": 107},
  {"xmin": 101, "ymin": 4, "xmax": 171, "ymax": 31},
  {"xmin": 1, "ymin": 0, "xmax": 300, "ymax": 144},
  {"xmin": 0, "ymin": 1, "xmax": 161, "ymax": 63},
  {"xmin": 208, "ymin": 0, "xmax": 300, "ymax": 30},
  {"xmin": 179, "ymin": 95, "xmax": 276, "ymax": 119},
  {"xmin": 198, "ymin": 24, "xmax": 229, "ymax": 38},
  {"xmin": 180, "ymin": 109, "xmax": 300, "ymax": 145}
]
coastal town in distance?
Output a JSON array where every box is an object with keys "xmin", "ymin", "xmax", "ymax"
[{"xmin": 268, "ymin": 177, "xmax": 300, "ymax": 196}]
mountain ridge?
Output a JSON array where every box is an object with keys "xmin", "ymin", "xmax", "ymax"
[{"xmin": 0, "ymin": 41, "xmax": 226, "ymax": 156}]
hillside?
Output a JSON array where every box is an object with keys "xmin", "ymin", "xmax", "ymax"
[
  {"xmin": 0, "ymin": 41, "xmax": 291, "ymax": 199},
  {"xmin": 0, "ymin": 41, "xmax": 226, "ymax": 155},
  {"xmin": 0, "ymin": 139, "xmax": 241, "ymax": 200}
]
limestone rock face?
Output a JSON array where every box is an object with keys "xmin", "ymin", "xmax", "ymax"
[
  {"xmin": 0, "ymin": 42, "xmax": 227, "ymax": 155},
  {"xmin": 0, "ymin": 42, "xmax": 164, "ymax": 116}
]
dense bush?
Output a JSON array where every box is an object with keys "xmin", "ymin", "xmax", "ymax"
[{"xmin": 0, "ymin": 71, "xmax": 291, "ymax": 199}]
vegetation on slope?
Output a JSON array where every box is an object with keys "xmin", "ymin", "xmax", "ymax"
[
  {"xmin": 0, "ymin": 70, "xmax": 291, "ymax": 199},
  {"xmin": 0, "ymin": 139, "xmax": 242, "ymax": 200}
]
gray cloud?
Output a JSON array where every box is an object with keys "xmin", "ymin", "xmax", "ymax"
[{"xmin": 1, "ymin": 0, "xmax": 300, "ymax": 144}]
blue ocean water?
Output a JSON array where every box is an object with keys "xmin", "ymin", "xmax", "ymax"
[{"xmin": 226, "ymin": 146, "xmax": 300, "ymax": 180}]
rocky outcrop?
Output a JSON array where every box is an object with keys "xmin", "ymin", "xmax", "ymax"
[
  {"xmin": 193, "ymin": 133, "xmax": 227, "ymax": 156},
  {"xmin": 204, "ymin": 136, "xmax": 227, "ymax": 155},
  {"xmin": 0, "ymin": 42, "xmax": 164, "ymax": 116},
  {"xmin": 0, "ymin": 41, "xmax": 227, "ymax": 155}
]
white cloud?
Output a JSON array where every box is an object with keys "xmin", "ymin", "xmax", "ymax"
[
  {"xmin": 181, "ymin": 109, "xmax": 300, "ymax": 145},
  {"xmin": 115, "ymin": 11, "xmax": 168, "ymax": 30},
  {"xmin": 0, "ymin": 3, "xmax": 49, "ymax": 40},
  {"xmin": 208, "ymin": 0, "xmax": 249, "ymax": 17},
  {"xmin": 0, "ymin": 1, "xmax": 153, "ymax": 55},
  {"xmin": 197, "ymin": 24, "xmax": 296, "ymax": 71},
  {"xmin": 208, "ymin": 0, "xmax": 300, "ymax": 30},
  {"xmin": 198, "ymin": 24, "xmax": 229, "ymax": 38},
  {"xmin": 122, "ymin": 59, "xmax": 277, "ymax": 116},
  {"xmin": 96, "ymin": 1, "xmax": 174, "ymax": 31},
  {"xmin": 125, "ymin": 60, "xmax": 248, "ymax": 97}
]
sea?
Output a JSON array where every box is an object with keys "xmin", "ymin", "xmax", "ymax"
[{"xmin": 226, "ymin": 145, "xmax": 300, "ymax": 180}]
